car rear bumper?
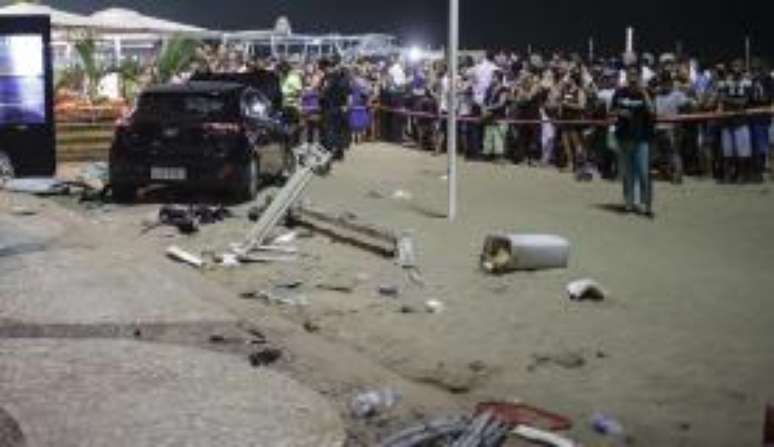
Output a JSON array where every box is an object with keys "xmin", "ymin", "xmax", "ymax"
[{"xmin": 109, "ymin": 158, "xmax": 247, "ymax": 190}]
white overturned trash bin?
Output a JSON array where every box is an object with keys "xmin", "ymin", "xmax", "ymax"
[{"xmin": 481, "ymin": 233, "xmax": 570, "ymax": 274}]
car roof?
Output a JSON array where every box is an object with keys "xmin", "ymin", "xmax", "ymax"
[{"xmin": 142, "ymin": 81, "xmax": 246, "ymax": 95}]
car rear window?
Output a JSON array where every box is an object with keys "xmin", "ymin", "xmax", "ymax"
[{"xmin": 136, "ymin": 93, "xmax": 237, "ymax": 121}]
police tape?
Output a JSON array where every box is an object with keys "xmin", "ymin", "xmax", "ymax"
[{"xmin": 371, "ymin": 105, "xmax": 774, "ymax": 127}]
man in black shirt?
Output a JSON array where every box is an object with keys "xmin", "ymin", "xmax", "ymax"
[
  {"xmin": 319, "ymin": 57, "xmax": 350, "ymax": 161},
  {"xmin": 718, "ymin": 59, "xmax": 754, "ymax": 183},
  {"xmin": 611, "ymin": 64, "xmax": 656, "ymax": 216}
]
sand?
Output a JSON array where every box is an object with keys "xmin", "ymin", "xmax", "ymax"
[{"xmin": 55, "ymin": 143, "xmax": 774, "ymax": 446}]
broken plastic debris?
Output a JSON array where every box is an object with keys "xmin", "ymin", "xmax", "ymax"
[
  {"xmin": 511, "ymin": 425, "xmax": 577, "ymax": 447},
  {"xmin": 166, "ymin": 246, "xmax": 204, "ymax": 268},
  {"xmin": 271, "ymin": 231, "xmax": 298, "ymax": 245},
  {"xmin": 391, "ymin": 189, "xmax": 413, "ymax": 201},
  {"xmin": 566, "ymin": 279, "xmax": 607, "ymax": 301},
  {"xmin": 425, "ymin": 300, "xmax": 445, "ymax": 314}
]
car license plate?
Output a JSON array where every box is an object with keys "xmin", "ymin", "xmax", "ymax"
[{"xmin": 150, "ymin": 167, "xmax": 186, "ymax": 181}]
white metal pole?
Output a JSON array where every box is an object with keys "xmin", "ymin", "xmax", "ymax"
[
  {"xmin": 447, "ymin": 0, "xmax": 459, "ymax": 222},
  {"xmin": 588, "ymin": 36, "xmax": 594, "ymax": 62},
  {"xmin": 626, "ymin": 27, "xmax": 634, "ymax": 54}
]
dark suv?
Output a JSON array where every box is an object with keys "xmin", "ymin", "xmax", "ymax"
[{"xmin": 109, "ymin": 73, "xmax": 292, "ymax": 202}]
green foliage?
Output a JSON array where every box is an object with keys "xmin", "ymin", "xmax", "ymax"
[
  {"xmin": 54, "ymin": 65, "xmax": 85, "ymax": 93},
  {"xmin": 155, "ymin": 36, "xmax": 201, "ymax": 84},
  {"xmin": 74, "ymin": 36, "xmax": 108, "ymax": 102},
  {"xmin": 117, "ymin": 58, "xmax": 143, "ymax": 102}
]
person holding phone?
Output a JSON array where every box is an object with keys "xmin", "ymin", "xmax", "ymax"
[{"xmin": 611, "ymin": 64, "xmax": 656, "ymax": 217}]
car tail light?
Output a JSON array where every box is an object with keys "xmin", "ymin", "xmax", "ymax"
[{"xmin": 202, "ymin": 122, "xmax": 241, "ymax": 134}]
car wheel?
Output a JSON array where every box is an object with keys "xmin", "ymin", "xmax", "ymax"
[
  {"xmin": 112, "ymin": 184, "xmax": 137, "ymax": 203},
  {"xmin": 236, "ymin": 157, "xmax": 259, "ymax": 201},
  {"xmin": 0, "ymin": 150, "xmax": 15, "ymax": 185}
]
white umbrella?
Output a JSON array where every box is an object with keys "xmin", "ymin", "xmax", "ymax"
[
  {"xmin": 0, "ymin": 3, "xmax": 94, "ymax": 28},
  {"xmin": 89, "ymin": 8, "xmax": 207, "ymax": 34}
]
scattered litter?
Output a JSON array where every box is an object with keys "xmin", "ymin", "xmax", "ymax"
[
  {"xmin": 591, "ymin": 413, "xmax": 624, "ymax": 436},
  {"xmin": 303, "ymin": 319, "xmax": 320, "ymax": 333},
  {"xmin": 511, "ymin": 425, "xmax": 576, "ymax": 447},
  {"xmin": 366, "ymin": 190, "xmax": 385, "ymax": 199},
  {"xmin": 9, "ymin": 206, "xmax": 37, "ymax": 216},
  {"xmin": 391, "ymin": 189, "xmax": 413, "ymax": 201},
  {"xmin": 425, "ymin": 299, "xmax": 445, "ymax": 314},
  {"xmin": 236, "ymin": 253, "xmax": 298, "ymax": 264},
  {"xmin": 340, "ymin": 211, "xmax": 358, "ymax": 221},
  {"xmin": 399, "ymin": 305, "xmax": 417, "ymax": 314},
  {"xmin": 450, "ymin": 411, "xmax": 511, "ymax": 447},
  {"xmin": 208, "ymin": 334, "xmax": 227, "ymax": 344},
  {"xmin": 475, "ymin": 402, "xmax": 573, "ymax": 432},
  {"xmin": 274, "ymin": 278, "xmax": 303, "ymax": 289},
  {"xmin": 396, "ymin": 232, "xmax": 417, "ymax": 269},
  {"xmin": 378, "ymin": 285, "xmax": 400, "ymax": 298},
  {"xmin": 440, "ymin": 174, "xmax": 449, "ymax": 181},
  {"xmin": 378, "ymin": 415, "xmax": 470, "ymax": 447},
  {"xmin": 248, "ymin": 348, "xmax": 282, "ymax": 367},
  {"xmin": 218, "ymin": 253, "xmax": 241, "ymax": 267},
  {"xmin": 350, "ymin": 387, "xmax": 400, "ymax": 419},
  {"xmin": 240, "ymin": 289, "xmax": 308, "ymax": 306},
  {"xmin": 166, "ymin": 246, "xmax": 205, "ymax": 269},
  {"xmin": 529, "ymin": 352, "xmax": 586, "ymax": 371},
  {"xmin": 271, "ymin": 231, "xmax": 298, "ymax": 245},
  {"xmin": 316, "ymin": 276, "xmax": 357, "ymax": 294},
  {"xmin": 567, "ymin": 279, "xmax": 607, "ymax": 302},
  {"xmin": 481, "ymin": 233, "xmax": 570, "ymax": 274},
  {"xmin": 148, "ymin": 204, "xmax": 233, "ymax": 235}
]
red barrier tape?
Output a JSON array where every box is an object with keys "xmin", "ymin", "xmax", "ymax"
[{"xmin": 373, "ymin": 105, "xmax": 774, "ymax": 127}]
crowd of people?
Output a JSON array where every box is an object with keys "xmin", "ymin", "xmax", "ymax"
[{"xmin": 182, "ymin": 45, "xmax": 774, "ymax": 201}]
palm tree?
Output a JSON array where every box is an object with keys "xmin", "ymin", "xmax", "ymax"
[
  {"xmin": 117, "ymin": 58, "xmax": 143, "ymax": 102},
  {"xmin": 154, "ymin": 36, "xmax": 201, "ymax": 84},
  {"xmin": 74, "ymin": 36, "xmax": 107, "ymax": 103}
]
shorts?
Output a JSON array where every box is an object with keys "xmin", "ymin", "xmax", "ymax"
[{"xmin": 721, "ymin": 126, "xmax": 752, "ymax": 158}]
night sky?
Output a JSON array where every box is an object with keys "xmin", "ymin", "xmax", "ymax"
[{"xmin": 17, "ymin": 0, "xmax": 774, "ymax": 62}]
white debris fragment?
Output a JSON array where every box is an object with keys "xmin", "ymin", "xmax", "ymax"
[
  {"xmin": 566, "ymin": 279, "xmax": 608, "ymax": 301},
  {"xmin": 166, "ymin": 246, "xmax": 205, "ymax": 268}
]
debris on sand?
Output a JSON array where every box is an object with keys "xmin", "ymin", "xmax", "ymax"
[
  {"xmin": 528, "ymin": 351, "xmax": 586, "ymax": 372},
  {"xmin": 391, "ymin": 189, "xmax": 413, "ymax": 201},
  {"xmin": 511, "ymin": 425, "xmax": 576, "ymax": 447},
  {"xmin": 9, "ymin": 206, "xmax": 37, "ymax": 216},
  {"xmin": 481, "ymin": 234, "xmax": 570, "ymax": 274},
  {"xmin": 474, "ymin": 402, "xmax": 572, "ymax": 432},
  {"xmin": 566, "ymin": 279, "xmax": 608, "ymax": 302},
  {"xmin": 350, "ymin": 387, "xmax": 400, "ymax": 419},
  {"xmin": 425, "ymin": 300, "xmax": 445, "ymax": 314},
  {"xmin": 303, "ymin": 320, "xmax": 320, "ymax": 333},
  {"xmin": 166, "ymin": 246, "xmax": 205, "ymax": 269},
  {"xmin": 378, "ymin": 285, "xmax": 400, "ymax": 298},
  {"xmin": 248, "ymin": 348, "xmax": 283, "ymax": 367},
  {"xmin": 316, "ymin": 275, "xmax": 358, "ymax": 294}
]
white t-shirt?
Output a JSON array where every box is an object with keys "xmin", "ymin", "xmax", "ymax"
[
  {"xmin": 472, "ymin": 59, "xmax": 498, "ymax": 106},
  {"xmin": 388, "ymin": 63, "xmax": 407, "ymax": 89}
]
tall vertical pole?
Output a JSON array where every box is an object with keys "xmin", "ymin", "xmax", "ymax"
[
  {"xmin": 588, "ymin": 36, "xmax": 594, "ymax": 62},
  {"xmin": 447, "ymin": 0, "xmax": 459, "ymax": 222},
  {"xmin": 626, "ymin": 27, "xmax": 634, "ymax": 54}
]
